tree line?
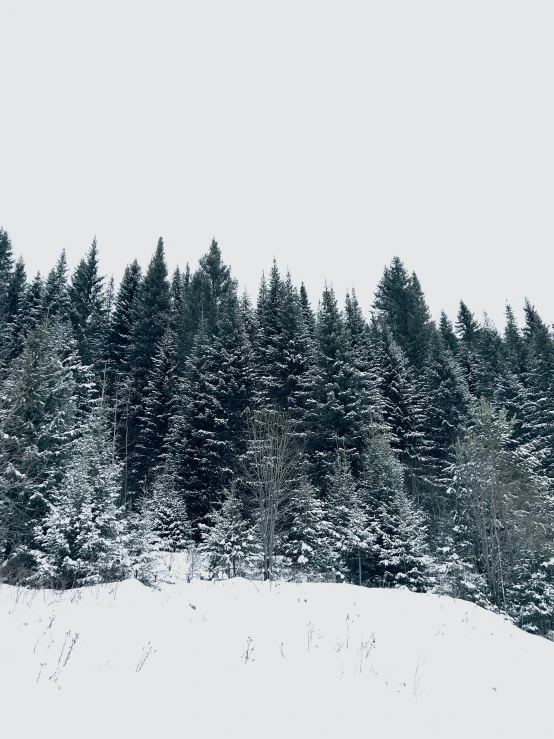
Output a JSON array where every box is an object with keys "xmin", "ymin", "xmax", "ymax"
[{"xmin": 1, "ymin": 227, "xmax": 553, "ymax": 636}]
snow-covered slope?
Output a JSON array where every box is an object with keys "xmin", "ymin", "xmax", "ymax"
[{"xmin": 1, "ymin": 555, "xmax": 553, "ymax": 739}]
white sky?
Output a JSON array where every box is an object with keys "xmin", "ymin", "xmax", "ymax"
[{"xmin": 1, "ymin": 1, "xmax": 553, "ymax": 329}]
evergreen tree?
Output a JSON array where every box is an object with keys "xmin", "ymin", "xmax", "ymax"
[
  {"xmin": 130, "ymin": 238, "xmax": 171, "ymax": 393},
  {"xmin": 107, "ymin": 259, "xmax": 142, "ymax": 382},
  {"xmin": 1, "ymin": 257, "xmax": 27, "ymax": 365},
  {"xmin": 455, "ymin": 301, "xmax": 480, "ymax": 395},
  {"xmin": 362, "ymin": 434, "xmax": 432, "ymax": 592},
  {"xmin": 31, "ymin": 410, "xmax": 129, "ymax": 588},
  {"xmin": 520, "ymin": 300, "xmax": 554, "ymax": 478},
  {"xmin": 370, "ymin": 320, "xmax": 427, "ymax": 501},
  {"xmin": 0, "ymin": 320, "xmax": 84, "ymax": 568},
  {"xmin": 0, "ymin": 227, "xmax": 14, "ymax": 321},
  {"xmin": 199, "ymin": 486, "xmax": 261, "ymax": 579},
  {"xmin": 126, "ymin": 239, "xmax": 171, "ymax": 497},
  {"xmin": 325, "ymin": 450, "xmax": 371, "ymax": 583},
  {"xmin": 150, "ymin": 459, "xmax": 192, "ymax": 552},
  {"xmin": 177, "ymin": 292, "xmax": 251, "ymax": 527},
  {"xmin": 420, "ymin": 335, "xmax": 472, "ymax": 511},
  {"xmin": 280, "ymin": 480, "xmax": 334, "ymax": 580},
  {"xmin": 42, "ymin": 251, "xmax": 70, "ymax": 320},
  {"xmin": 439, "ymin": 311, "xmax": 458, "ymax": 355},
  {"xmin": 252, "ymin": 264, "xmax": 316, "ymax": 429},
  {"xmin": 307, "ymin": 284, "xmax": 358, "ymax": 491},
  {"xmin": 68, "ymin": 237, "xmax": 109, "ymax": 372},
  {"xmin": 373, "ymin": 257, "xmax": 434, "ymax": 371},
  {"xmin": 474, "ymin": 314, "xmax": 504, "ymax": 401},
  {"xmin": 134, "ymin": 328, "xmax": 179, "ymax": 491}
]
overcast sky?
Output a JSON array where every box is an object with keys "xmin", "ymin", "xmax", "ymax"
[{"xmin": 1, "ymin": 1, "xmax": 553, "ymax": 329}]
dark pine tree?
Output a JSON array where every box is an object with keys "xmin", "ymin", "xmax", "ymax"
[{"xmin": 68, "ymin": 237, "xmax": 109, "ymax": 373}]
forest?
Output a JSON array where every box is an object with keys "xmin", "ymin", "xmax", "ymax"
[{"xmin": 1, "ymin": 227, "xmax": 553, "ymax": 637}]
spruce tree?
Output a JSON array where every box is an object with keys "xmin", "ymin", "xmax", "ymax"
[
  {"xmin": 370, "ymin": 320, "xmax": 427, "ymax": 501},
  {"xmin": 280, "ymin": 480, "xmax": 334, "ymax": 580},
  {"xmin": 126, "ymin": 239, "xmax": 171, "ymax": 497},
  {"xmin": 199, "ymin": 486, "xmax": 261, "ymax": 579},
  {"xmin": 373, "ymin": 257, "xmax": 434, "ymax": 371},
  {"xmin": 325, "ymin": 450, "xmax": 371, "ymax": 583},
  {"xmin": 31, "ymin": 410, "xmax": 129, "ymax": 588},
  {"xmin": 134, "ymin": 328, "xmax": 179, "ymax": 492},
  {"xmin": 362, "ymin": 434, "xmax": 432, "ymax": 592},
  {"xmin": 150, "ymin": 459, "xmax": 192, "ymax": 552},
  {"xmin": 420, "ymin": 334, "xmax": 472, "ymax": 511},
  {"xmin": 68, "ymin": 237, "xmax": 109, "ymax": 372},
  {"xmin": 42, "ymin": 251, "xmax": 70, "ymax": 320},
  {"xmin": 0, "ymin": 320, "xmax": 84, "ymax": 567},
  {"xmin": 177, "ymin": 292, "xmax": 252, "ymax": 527}
]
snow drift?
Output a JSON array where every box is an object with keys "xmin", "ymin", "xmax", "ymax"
[{"xmin": 1, "ymin": 554, "xmax": 553, "ymax": 739}]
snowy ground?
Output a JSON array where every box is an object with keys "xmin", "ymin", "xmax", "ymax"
[{"xmin": 1, "ymin": 554, "xmax": 554, "ymax": 739}]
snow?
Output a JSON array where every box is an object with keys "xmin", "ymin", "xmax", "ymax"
[{"xmin": 1, "ymin": 553, "xmax": 553, "ymax": 738}]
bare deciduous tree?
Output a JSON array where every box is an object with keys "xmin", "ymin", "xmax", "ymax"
[{"xmin": 243, "ymin": 408, "xmax": 301, "ymax": 580}]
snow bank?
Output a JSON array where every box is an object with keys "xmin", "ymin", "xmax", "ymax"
[{"xmin": 1, "ymin": 554, "xmax": 553, "ymax": 738}]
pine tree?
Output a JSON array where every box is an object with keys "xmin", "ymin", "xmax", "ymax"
[
  {"xmin": 199, "ymin": 486, "xmax": 261, "ymax": 579},
  {"xmin": 362, "ymin": 434, "xmax": 432, "ymax": 592},
  {"xmin": 1, "ymin": 257, "xmax": 27, "ymax": 365},
  {"xmin": 252, "ymin": 264, "xmax": 316, "ymax": 429},
  {"xmin": 107, "ymin": 260, "xmax": 142, "ymax": 382},
  {"xmin": 130, "ymin": 238, "xmax": 171, "ymax": 393},
  {"xmin": 455, "ymin": 301, "xmax": 480, "ymax": 395},
  {"xmin": 126, "ymin": 239, "xmax": 171, "ymax": 497},
  {"xmin": 474, "ymin": 314, "xmax": 504, "ymax": 401},
  {"xmin": 370, "ymin": 320, "xmax": 427, "ymax": 501},
  {"xmin": 325, "ymin": 450, "xmax": 371, "ymax": 583},
  {"xmin": 31, "ymin": 410, "xmax": 129, "ymax": 588},
  {"xmin": 343, "ymin": 289, "xmax": 384, "ymax": 471},
  {"xmin": 68, "ymin": 237, "xmax": 109, "ymax": 373},
  {"xmin": 177, "ymin": 292, "xmax": 251, "ymax": 527},
  {"xmin": 280, "ymin": 480, "xmax": 334, "ymax": 580},
  {"xmin": 373, "ymin": 257, "xmax": 434, "ymax": 372},
  {"xmin": 134, "ymin": 328, "xmax": 179, "ymax": 492},
  {"xmin": 0, "ymin": 227, "xmax": 14, "ymax": 323},
  {"xmin": 520, "ymin": 300, "xmax": 554, "ymax": 478},
  {"xmin": 150, "ymin": 459, "xmax": 192, "ymax": 552},
  {"xmin": 42, "ymin": 251, "xmax": 70, "ymax": 320},
  {"xmin": 307, "ymin": 284, "xmax": 353, "ymax": 492},
  {"xmin": 439, "ymin": 311, "xmax": 458, "ymax": 355},
  {"xmin": 420, "ymin": 334, "xmax": 472, "ymax": 512},
  {"xmin": 0, "ymin": 320, "xmax": 85, "ymax": 568}
]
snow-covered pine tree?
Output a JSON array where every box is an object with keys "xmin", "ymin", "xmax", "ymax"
[
  {"xmin": 419, "ymin": 334, "xmax": 472, "ymax": 517},
  {"xmin": 68, "ymin": 237, "xmax": 109, "ymax": 375},
  {"xmin": 280, "ymin": 480, "xmax": 335, "ymax": 581},
  {"xmin": 370, "ymin": 320, "xmax": 428, "ymax": 503},
  {"xmin": 0, "ymin": 319, "xmax": 85, "ymax": 572},
  {"xmin": 150, "ymin": 459, "xmax": 192, "ymax": 552},
  {"xmin": 41, "ymin": 250, "xmax": 71, "ymax": 321},
  {"xmin": 177, "ymin": 291, "xmax": 251, "ymax": 528},
  {"xmin": 134, "ymin": 328, "xmax": 179, "ymax": 493},
  {"xmin": 31, "ymin": 409, "xmax": 129, "ymax": 588},
  {"xmin": 199, "ymin": 486, "xmax": 261, "ymax": 579},
  {"xmin": 373, "ymin": 257, "xmax": 434, "ymax": 373},
  {"xmin": 126, "ymin": 239, "xmax": 171, "ymax": 498},
  {"xmin": 307, "ymin": 284, "xmax": 351, "ymax": 493},
  {"xmin": 325, "ymin": 449, "xmax": 372, "ymax": 583},
  {"xmin": 362, "ymin": 434, "xmax": 432, "ymax": 592},
  {"xmin": 1, "ymin": 257, "xmax": 27, "ymax": 366}
]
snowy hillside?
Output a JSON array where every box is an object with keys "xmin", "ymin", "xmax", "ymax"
[{"xmin": 1, "ymin": 555, "xmax": 554, "ymax": 739}]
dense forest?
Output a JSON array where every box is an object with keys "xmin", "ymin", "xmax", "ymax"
[{"xmin": 1, "ymin": 227, "xmax": 553, "ymax": 637}]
